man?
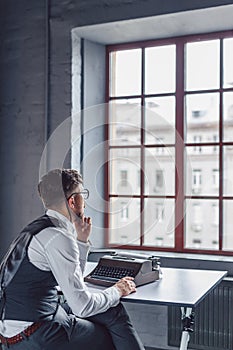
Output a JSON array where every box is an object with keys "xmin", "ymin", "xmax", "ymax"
[{"xmin": 0, "ymin": 169, "xmax": 144, "ymax": 349}]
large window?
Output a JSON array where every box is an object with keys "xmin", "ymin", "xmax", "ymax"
[{"xmin": 105, "ymin": 31, "xmax": 233, "ymax": 255}]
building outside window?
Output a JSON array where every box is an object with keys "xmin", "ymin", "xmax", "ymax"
[
  {"xmin": 120, "ymin": 170, "xmax": 128, "ymax": 186},
  {"xmin": 192, "ymin": 169, "xmax": 202, "ymax": 193},
  {"xmin": 190, "ymin": 203, "xmax": 203, "ymax": 232},
  {"xmin": 192, "ymin": 238, "xmax": 202, "ymax": 249},
  {"xmin": 155, "ymin": 137, "xmax": 165, "ymax": 154},
  {"xmin": 106, "ymin": 31, "xmax": 233, "ymax": 255},
  {"xmin": 213, "ymin": 134, "xmax": 218, "ymax": 152},
  {"xmin": 193, "ymin": 135, "xmax": 202, "ymax": 154},
  {"xmin": 155, "ymin": 202, "xmax": 165, "ymax": 222},
  {"xmin": 212, "ymin": 168, "xmax": 219, "ymax": 189},
  {"xmin": 137, "ymin": 169, "xmax": 141, "ymax": 188},
  {"xmin": 154, "ymin": 169, "xmax": 164, "ymax": 193},
  {"xmin": 120, "ymin": 201, "xmax": 129, "ymax": 221},
  {"xmin": 212, "ymin": 202, "xmax": 219, "ymax": 226}
]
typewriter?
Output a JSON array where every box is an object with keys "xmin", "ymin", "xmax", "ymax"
[{"xmin": 84, "ymin": 252, "xmax": 162, "ymax": 287}]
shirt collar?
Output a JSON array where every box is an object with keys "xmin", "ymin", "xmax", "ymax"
[{"xmin": 46, "ymin": 209, "xmax": 75, "ymax": 234}]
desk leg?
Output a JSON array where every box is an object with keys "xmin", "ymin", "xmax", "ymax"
[{"xmin": 179, "ymin": 307, "xmax": 194, "ymax": 350}]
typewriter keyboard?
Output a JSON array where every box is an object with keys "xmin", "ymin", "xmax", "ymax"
[{"xmin": 90, "ymin": 265, "xmax": 135, "ymax": 282}]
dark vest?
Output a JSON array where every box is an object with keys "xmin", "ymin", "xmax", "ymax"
[{"xmin": 0, "ymin": 215, "xmax": 65, "ymax": 323}]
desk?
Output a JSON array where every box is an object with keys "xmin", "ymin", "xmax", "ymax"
[{"xmin": 85, "ymin": 262, "xmax": 227, "ymax": 350}]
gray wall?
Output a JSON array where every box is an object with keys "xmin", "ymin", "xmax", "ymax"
[
  {"xmin": 0, "ymin": 0, "xmax": 46, "ymax": 258},
  {"xmin": 1, "ymin": 1, "xmax": 233, "ymax": 349},
  {"xmin": 0, "ymin": 0, "xmax": 232, "ymax": 253},
  {"xmin": 1, "ymin": 0, "xmax": 232, "ymax": 257}
]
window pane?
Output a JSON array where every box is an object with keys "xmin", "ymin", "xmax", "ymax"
[
  {"xmin": 185, "ymin": 93, "xmax": 219, "ymax": 143},
  {"xmin": 223, "ymin": 200, "xmax": 233, "ymax": 250},
  {"xmin": 144, "ymin": 147, "xmax": 175, "ymax": 195},
  {"xmin": 144, "ymin": 198, "xmax": 175, "ymax": 247},
  {"xmin": 109, "ymin": 99, "xmax": 141, "ymax": 146},
  {"xmin": 109, "ymin": 148, "xmax": 141, "ymax": 195},
  {"xmin": 107, "ymin": 33, "xmax": 233, "ymax": 254},
  {"xmin": 145, "ymin": 45, "xmax": 176, "ymax": 94},
  {"xmin": 109, "ymin": 197, "xmax": 140, "ymax": 245},
  {"xmin": 110, "ymin": 49, "xmax": 141, "ymax": 97},
  {"xmin": 185, "ymin": 199, "xmax": 219, "ymax": 250},
  {"xmin": 185, "ymin": 40, "xmax": 220, "ymax": 91},
  {"xmin": 145, "ymin": 96, "xmax": 176, "ymax": 144},
  {"xmin": 223, "ymin": 146, "xmax": 233, "ymax": 196},
  {"xmin": 223, "ymin": 38, "xmax": 233, "ymax": 88},
  {"xmin": 185, "ymin": 146, "xmax": 219, "ymax": 196},
  {"xmin": 223, "ymin": 92, "xmax": 233, "ymax": 142}
]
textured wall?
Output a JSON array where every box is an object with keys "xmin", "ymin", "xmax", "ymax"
[
  {"xmin": 0, "ymin": 1, "xmax": 232, "ymax": 348},
  {"xmin": 50, "ymin": 0, "xmax": 233, "ymax": 26},
  {"xmin": 0, "ymin": 0, "xmax": 232, "ymax": 261},
  {"xmin": 1, "ymin": 0, "xmax": 232, "ymax": 255},
  {"xmin": 0, "ymin": 0, "xmax": 46, "ymax": 257}
]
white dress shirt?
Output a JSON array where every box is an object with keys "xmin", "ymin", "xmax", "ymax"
[{"xmin": 0, "ymin": 209, "xmax": 120, "ymax": 337}]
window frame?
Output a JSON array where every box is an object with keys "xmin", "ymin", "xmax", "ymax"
[{"xmin": 105, "ymin": 30, "xmax": 233, "ymax": 256}]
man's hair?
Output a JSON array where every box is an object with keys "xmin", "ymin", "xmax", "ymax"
[{"xmin": 38, "ymin": 169, "xmax": 83, "ymax": 207}]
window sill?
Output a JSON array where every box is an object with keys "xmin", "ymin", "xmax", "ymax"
[{"xmin": 88, "ymin": 248, "xmax": 233, "ymax": 276}]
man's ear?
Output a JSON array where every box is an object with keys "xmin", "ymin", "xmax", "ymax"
[{"xmin": 67, "ymin": 196, "xmax": 75, "ymax": 209}]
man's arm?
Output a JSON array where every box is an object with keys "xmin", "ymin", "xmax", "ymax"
[
  {"xmin": 72, "ymin": 215, "xmax": 136, "ymax": 297},
  {"xmin": 42, "ymin": 228, "xmax": 122, "ymax": 318},
  {"xmin": 76, "ymin": 240, "xmax": 89, "ymax": 274},
  {"xmin": 29, "ymin": 224, "xmax": 136, "ymax": 318}
]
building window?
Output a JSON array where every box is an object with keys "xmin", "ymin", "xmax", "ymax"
[
  {"xmin": 212, "ymin": 169, "xmax": 219, "ymax": 189},
  {"xmin": 193, "ymin": 135, "xmax": 202, "ymax": 153},
  {"xmin": 155, "ymin": 137, "xmax": 165, "ymax": 154},
  {"xmin": 155, "ymin": 203, "xmax": 164, "ymax": 222},
  {"xmin": 212, "ymin": 202, "xmax": 219, "ymax": 226},
  {"xmin": 155, "ymin": 237, "xmax": 164, "ymax": 247},
  {"xmin": 191, "ymin": 203, "xmax": 203, "ymax": 232},
  {"xmin": 106, "ymin": 30, "xmax": 233, "ymax": 255},
  {"xmin": 137, "ymin": 170, "xmax": 141, "ymax": 188},
  {"xmin": 213, "ymin": 134, "xmax": 218, "ymax": 153},
  {"xmin": 120, "ymin": 202, "xmax": 129, "ymax": 221},
  {"xmin": 154, "ymin": 170, "xmax": 164, "ymax": 192},
  {"xmin": 192, "ymin": 239, "xmax": 202, "ymax": 249},
  {"xmin": 192, "ymin": 169, "xmax": 202, "ymax": 193},
  {"xmin": 120, "ymin": 170, "xmax": 128, "ymax": 186}
]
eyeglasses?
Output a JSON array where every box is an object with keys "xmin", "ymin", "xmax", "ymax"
[{"xmin": 67, "ymin": 189, "xmax": 89, "ymax": 200}]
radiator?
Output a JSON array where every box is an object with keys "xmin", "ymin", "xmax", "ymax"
[{"xmin": 168, "ymin": 279, "xmax": 233, "ymax": 350}]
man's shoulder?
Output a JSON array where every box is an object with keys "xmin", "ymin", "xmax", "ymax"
[
  {"xmin": 21, "ymin": 214, "xmax": 59, "ymax": 236},
  {"xmin": 31, "ymin": 222, "xmax": 75, "ymax": 249}
]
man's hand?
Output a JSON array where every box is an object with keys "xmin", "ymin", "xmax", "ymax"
[
  {"xmin": 114, "ymin": 277, "xmax": 136, "ymax": 296},
  {"xmin": 73, "ymin": 215, "xmax": 92, "ymax": 243}
]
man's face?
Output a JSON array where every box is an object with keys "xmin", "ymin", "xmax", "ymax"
[{"xmin": 69, "ymin": 185, "xmax": 85, "ymax": 218}]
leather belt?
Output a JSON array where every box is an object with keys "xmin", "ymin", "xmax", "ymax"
[{"xmin": 0, "ymin": 322, "xmax": 43, "ymax": 346}]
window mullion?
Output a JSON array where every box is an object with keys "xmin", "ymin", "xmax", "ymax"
[
  {"xmin": 175, "ymin": 40, "xmax": 185, "ymax": 252},
  {"xmin": 141, "ymin": 48, "xmax": 145, "ymax": 246},
  {"xmin": 219, "ymin": 38, "xmax": 224, "ymax": 251}
]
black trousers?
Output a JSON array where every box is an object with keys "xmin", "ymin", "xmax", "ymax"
[{"xmin": 2, "ymin": 303, "xmax": 145, "ymax": 350}]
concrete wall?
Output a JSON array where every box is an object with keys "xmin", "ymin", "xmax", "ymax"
[
  {"xmin": 1, "ymin": 0, "xmax": 232, "ymax": 256},
  {"xmin": 0, "ymin": 0, "xmax": 46, "ymax": 258},
  {"xmin": 1, "ymin": 1, "xmax": 233, "ymax": 349},
  {"xmin": 51, "ymin": 0, "xmax": 233, "ymax": 26}
]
